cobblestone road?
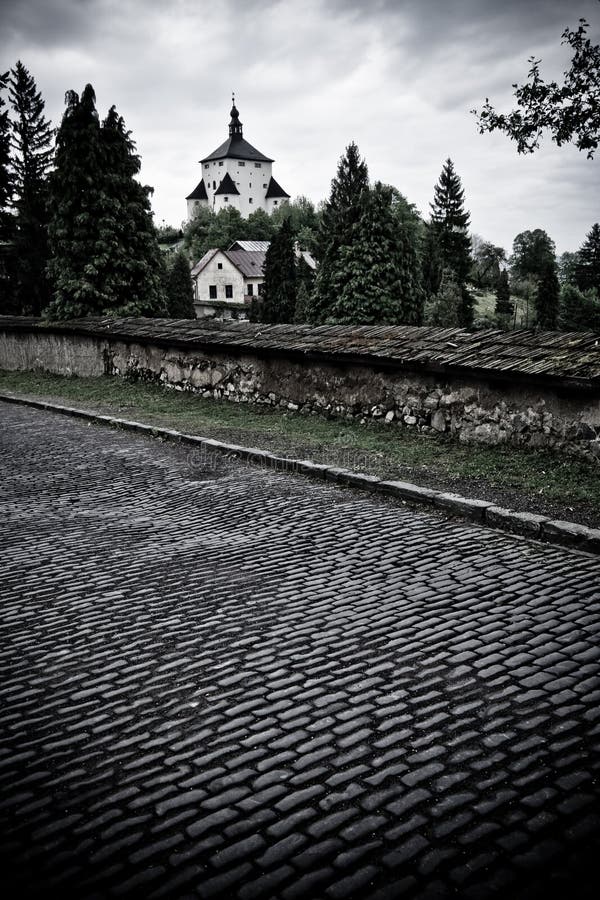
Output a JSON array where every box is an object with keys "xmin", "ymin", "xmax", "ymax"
[{"xmin": 1, "ymin": 401, "xmax": 599, "ymax": 900}]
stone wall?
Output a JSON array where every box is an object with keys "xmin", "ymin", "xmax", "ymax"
[{"xmin": 1, "ymin": 318, "xmax": 599, "ymax": 461}]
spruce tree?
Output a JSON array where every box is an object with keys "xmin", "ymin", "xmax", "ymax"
[
  {"xmin": 47, "ymin": 86, "xmax": 165, "ymax": 318},
  {"xmin": 328, "ymin": 183, "xmax": 422, "ymax": 325},
  {"xmin": 494, "ymin": 269, "xmax": 513, "ymax": 322},
  {"xmin": 309, "ymin": 142, "xmax": 369, "ymax": 323},
  {"xmin": 9, "ymin": 61, "xmax": 53, "ymax": 315},
  {"xmin": 575, "ymin": 223, "xmax": 600, "ymax": 295},
  {"xmin": 426, "ymin": 268, "xmax": 463, "ymax": 327},
  {"xmin": 560, "ymin": 283, "xmax": 600, "ymax": 331},
  {"xmin": 0, "ymin": 70, "xmax": 16, "ymax": 312},
  {"xmin": 258, "ymin": 217, "xmax": 297, "ymax": 323},
  {"xmin": 429, "ymin": 159, "xmax": 473, "ymax": 326},
  {"xmin": 535, "ymin": 263, "xmax": 560, "ymax": 330},
  {"xmin": 165, "ymin": 251, "xmax": 195, "ymax": 318}
]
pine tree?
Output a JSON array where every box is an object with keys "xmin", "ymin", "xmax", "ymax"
[
  {"xmin": 165, "ymin": 251, "xmax": 195, "ymax": 318},
  {"xmin": 9, "ymin": 61, "xmax": 53, "ymax": 315},
  {"xmin": 258, "ymin": 217, "xmax": 296, "ymax": 323},
  {"xmin": 309, "ymin": 142, "xmax": 369, "ymax": 323},
  {"xmin": 47, "ymin": 86, "xmax": 165, "ymax": 318},
  {"xmin": 494, "ymin": 269, "xmax": 513, "ymax": 323},
  {"xmin": 535, "ymin": 263, "xmax": 560, "ymax": 330},
  {"xmin": 429, "ymin": 159, "xmax": 473, "ymax": 326},
  {"xmin": 575, "ymin": 223, "xmax": 600, "ymax": 295}
]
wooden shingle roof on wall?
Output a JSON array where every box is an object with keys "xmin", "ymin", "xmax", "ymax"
[{"xmin": 1, "ymin": 318, "xmax": 599, "ymax": 389}]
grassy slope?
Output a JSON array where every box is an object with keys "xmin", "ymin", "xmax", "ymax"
[{"xmin": 1, "ymin": 369, "xmax": 598, "ymax": 515}]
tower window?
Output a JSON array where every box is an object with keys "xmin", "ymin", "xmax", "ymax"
[
  {"xmin": 204, "ymin": 164, "xmax": 209, "ymax": 169},
  {"xmin": 219, "ymin": 161, "xmax": 223, "ymax": 166},
  {"xmin": 225, "ymin": 285, "xmax": 233, "ymax": 299},
  {"xmin": 213, "ymin": 181, "xmax": 216, "ymax": 189},
  {"xmin": 274, "ymin": 200, "xmax": 278, "ymax": 206},
  {"xmin": 209, "ymin": 285, "xmax": 217, "ymax": 299},
  {"xmin": 249, "ymin": 198, "xmax": 253, "ymax": 204},
  {"xmin": 263, "ymin": 184, "xmax": 267, "ymax": 188},
  {"xmin": 254, "ymin": 163, "xmax": 262, "ymax": 168},
  {"xmin": 238, "ymin": 161, "xmax": 245, "ymax": 167},
  {"xmin": 224, "ymin": 197, "xmax": 228, "ymax": 202}
]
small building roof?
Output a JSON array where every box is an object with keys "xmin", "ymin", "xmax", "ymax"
[
  {"xmin": 224, "ymin": 250, "xmax": 267, "ymax": 278},
  {"xmin": 214, "ymin": 172, "xmax": 240, "ymax": 196},
  {"xmin": 190, "ymin": 248, "xmax": 266, "ymax": 280},
  {"xmin": 229, "ymin": 240, "xmax": 271, "ymax": 252},
  {"xmin": 185, "ymin": 179, "xmax": 208, "ymax": 201},
  {"xmin": 265, "ymin": 176, "xmax": 290, "ymax": 199}
]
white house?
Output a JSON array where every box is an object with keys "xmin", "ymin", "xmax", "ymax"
[
  {"xmin": 186, "ymin": 99, "xmax": 290, "ymax": 221},
  {"xmin": 190, "ymin": 247, "xmax": 266, "ymax": 319}
]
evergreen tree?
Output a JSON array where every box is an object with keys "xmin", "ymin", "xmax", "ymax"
[
  {"xmin": 560, "ymin": 283, "xmax": 600, "ymax": 331},
  {"xmin": 327, "ymin": 183, "xmax": 422, "ymax": 325},
  {"xmin": 535, "ymin": 262, "xmax": 560, "ymax": 330},
  {"xmin": 256, "ymin": 216, "xmax": 296, "ymax": 323},
  {"xmin": 421, "ymin": 220, "xmax": 443, "ymax": 298},
  {"xmin": 165, "ymin": 251, "xmax": 195, "ymax": 318},
  {"xmin": 494, "ymin": 269, "xmax": 513, "ymax": 325},
  {"xmin": 426, "ymin": 268, "xmax": 463, "ymax": 327},
  {"xmin": 0, "ymin": 70, "xmax": 16, "ymax": 312},
  {"xmin": 47, "ymin": 86, "xmax": 165, "ymax": 318},
  {"xmin": 429, "ymin": 159, "xmax": 473, "ymax": 326},
  {"xmin": 309, "ymin": 142, "xmax": 369, "ymax": 322},
  {"xmin": 9, "ymin": 61, "xmax": 53, "ymax": 315},
  {"xmin": 294, "ymin": 278, "xmax": 311, "ymax": 324},
  {"xmin": 575, "ymin": 223, "xmax": 600, "ymax": 295}
]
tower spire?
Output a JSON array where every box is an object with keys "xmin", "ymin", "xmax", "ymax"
[{"xmin": 229, "ymin": 94, "xmax": 243, "ymax": 138}]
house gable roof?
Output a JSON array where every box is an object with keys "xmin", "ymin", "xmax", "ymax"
[
  {"xmin": 185, "ymin": 179, "xmax": 208, "ymax": 201},
  {"xmin": 265, "ymin": 176, "xmax": 290, "ymax": 199},
  {"xmin": 214, "ymin": 172, "xmax": 240, "ymax": 196},
  {"xmin": 229, "ymin": 240, "xmax": 271, "ymax": 252},
  {"xmin": 190, "ymin": 248, "xmax": 266, "ymax": 280}
]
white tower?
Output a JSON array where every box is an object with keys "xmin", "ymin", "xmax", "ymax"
[{"xmin": 186, "ymin": 98, "xmax": 290, "ymax": 221}]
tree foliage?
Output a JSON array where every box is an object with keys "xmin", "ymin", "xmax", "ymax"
[
  {"xmin": 470, "ymin": 235, "xmax": 506, "ymax": 290},
  {"xmin": 46, "ymin": 86, "xmax": 165, "ymax": 318},
  {"xmin": 494, "ymin": 269, "xmax": 513, "ymax": 322},
  {"xmin": 510, "ymin": 229, "xmax": 556, "ymax": 282},
  {"xmin": 0, "ymin": 70, "xmax": 16, "ymax": 312},
  {"xmin": 575, "ymin": 222, "xmax": 600, "ymax": 294},
  {"xmin": 252, "ymin": 216, "xmax": 296, "ymax": 323},
  {"xmin": 309, "ymin": 142, "xmax": 369, "ymax": 323},
  {"xmin": 183, "ymin": 205, "xmax": 275, "ymax": 261},
  {"xmin": 473, "ymin": 16, "xmax": 600, "ymax": 158},
  {"xmin": 165, "ymin": 251, "xmax": 195, "ymax": 318},
  {"xmin": 560, "ymin": 282, "xmax": 600, "ymax": 330},
  {"xmin": 535, "ymin": 262, "xmax": 560, "ymax": 330},
  {"xmin": 428, "ymin": 158, "xmax": 473, "ymax": 326},
  {"xmin": 9, "ymin": 61, "xmax": 53, "ymax": 315}
]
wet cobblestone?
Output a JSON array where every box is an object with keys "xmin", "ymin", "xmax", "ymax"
[{"xmin": 1, "ymin": 402, "xmax": 599, "ymax": 899}]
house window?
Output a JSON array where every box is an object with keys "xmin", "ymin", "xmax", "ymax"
[
  {"xmin": 225, "ymin": 285, "xmax": 233, "ymax": 299},
  {"xmin": 247, "ymin": 284, "xmax": 253, "ymax": 296},
  {"xmin": 217, "ymin": 263, "xmax": 223, "ymax": 269},
  {"xmin": 254, "ymin": 163, "xmax": 262, "ymax": 168},
  {"xmin": 258, "ymin": 283, "xmax": 264, "ymax": 296},
  {"xmin": 238, "ymin": 161, "xmax": 245, "ymax": 167},
  {"xmin": 209, "ymin": 285, "xmax": 217, "ymax": 299}
]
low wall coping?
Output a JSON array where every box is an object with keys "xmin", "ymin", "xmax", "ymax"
[{"xmin": 1, "ymin": 316, "xmax": 599, "ymax": 392}]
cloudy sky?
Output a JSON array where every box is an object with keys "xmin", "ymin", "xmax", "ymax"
[{"xmin": 2, "ymin": 0, "xmax": 599, "ymax": 255}]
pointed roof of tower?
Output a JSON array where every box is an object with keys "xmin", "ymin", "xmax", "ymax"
[
  {"xmin": 201, "ymin": 98, "xmax": 274, "ymax": 164},
  {"xmin": 185, "ymin": 179, "xmax": 208, "ymax": 200},
  {"xmin": 214, "ymin": 172, "xmax": 240, "ymax": 195},
  {"xmin": 265, "ymin": 176, "xmax": 290, "ymax": 199}
]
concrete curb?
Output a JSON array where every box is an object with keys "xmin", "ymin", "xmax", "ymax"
[{"xmin": 2, "ymin": 391, "xmax": 600, "ymax": 556}]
